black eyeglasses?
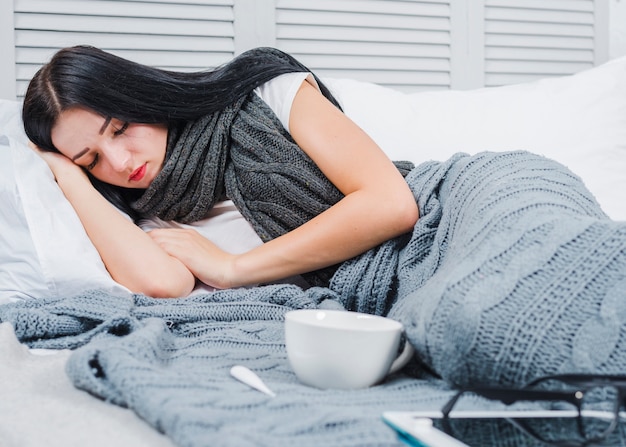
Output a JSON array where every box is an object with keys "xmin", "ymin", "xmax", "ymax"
[{"xmin": 440, "ymin": 374, "xmax": 626, "ymax": 446}]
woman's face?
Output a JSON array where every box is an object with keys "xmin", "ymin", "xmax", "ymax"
[{"xmin": 51, "ymin": 107, "xmax": 168, "ymax": 188}]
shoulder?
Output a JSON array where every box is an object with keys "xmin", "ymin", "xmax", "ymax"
[{"xmin": 254, "ymin": 72, "xmax": 320, "ymax": 133}]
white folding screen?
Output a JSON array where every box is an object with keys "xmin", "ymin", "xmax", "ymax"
[
  {"xmin": 10, "ymin": 0, "xmax": 237, "ymax": 99},
  {"xmin": 0, "ymin": 0, "xmax": 610, "ymax": 100},
  {"xmin": 274, "ymin": 0, "xmax": 453, "ymax": 91},
  {"xmin": 482, "ymin": 0, "xmax": 609, "ymax": 86}
]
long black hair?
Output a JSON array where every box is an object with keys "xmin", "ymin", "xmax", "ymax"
[{"xmin": 22, "ymin": 45, "xmax": 341, "ymax": 219}]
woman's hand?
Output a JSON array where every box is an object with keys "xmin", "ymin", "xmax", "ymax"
[{"xmin": 148, "ymin": 228, "xmax": 236, "ymax": 289}]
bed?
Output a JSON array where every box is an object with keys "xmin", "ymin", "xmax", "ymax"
[{"xmin": 1, "ymin": 55, "xmax": 626, "ymax": 447}]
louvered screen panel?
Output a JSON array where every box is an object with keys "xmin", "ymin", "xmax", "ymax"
[
  {"xmin": 14, "ymin": 0, "xmax": 235, "ymax": 97},
  {"xmin": 484, "ymin": 0, "xmax": 596, "ymax": 86},
  {"xmin": 275, "ymin": 0, "xmax": 452, "ymax": 92}
]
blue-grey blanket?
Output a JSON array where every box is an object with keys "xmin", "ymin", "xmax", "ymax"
[{"xmin": 3, "ymin": 151, "xmax": 626, "ymax": 447}]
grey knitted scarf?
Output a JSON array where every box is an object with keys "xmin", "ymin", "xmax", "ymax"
[
  {"xmin": 131, "ymin": 92, "xmax": 412, "ymax": 285},
  {"xmin": 132, "ymin": 93, "xmax": 343, "ymax": 229}
]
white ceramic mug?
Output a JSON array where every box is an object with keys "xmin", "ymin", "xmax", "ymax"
[{"xmin": 284, "ymin": 309, "xmax": 414, "ymax": 389}]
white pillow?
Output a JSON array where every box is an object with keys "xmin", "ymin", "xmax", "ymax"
[
  {"xmin": 0, "ymin": 135, "xmax": 50, "ymax": 301},
  {"xmin": 0, "ymin": 100, "xmax": 123, "ymax": 302},
  {"xmin": 326, "ymin": 56, "xmax": 626, "ymax": 221}
]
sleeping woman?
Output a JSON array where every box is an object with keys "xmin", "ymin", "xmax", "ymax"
[
  {"xmin": 22, "ymin": 46, "xmax": 419, "ymax": 298},
  {"xmin": 18, "ymin": 45, "xmax": 626, "ymax": 388}
]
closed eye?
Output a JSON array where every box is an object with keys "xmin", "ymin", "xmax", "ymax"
[
  {"xmin": 113, "ymin": 121, "xmax": 129, "ymax": 136},
  {"xmin": 86, "ymin": 153, "xmax": 99, "ymax": 171}
]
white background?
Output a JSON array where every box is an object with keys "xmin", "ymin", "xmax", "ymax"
[{"xmin": 610, "ymin": 0, "xmax": 626, "ymax": 58}]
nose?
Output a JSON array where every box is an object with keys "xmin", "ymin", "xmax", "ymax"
[{"xmin": 102, "ymin": 143, "xmax": 131, "ymax": 173}]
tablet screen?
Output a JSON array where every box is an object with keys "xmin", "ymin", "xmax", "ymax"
[{"xmin": 383, "ymin": 410, "xmax": 626, "ymax": 446}]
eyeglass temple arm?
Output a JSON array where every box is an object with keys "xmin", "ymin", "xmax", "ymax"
[
  {"xmin": 524, "ymin": 374, "xmax": 626, "ymax": 388},
  {"xmin": 441, "ymin": 387, "xmax": 583, "ymax": 418}
]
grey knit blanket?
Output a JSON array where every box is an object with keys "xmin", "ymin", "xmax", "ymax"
[{"xmin": 3, "ymin": 151, "xmax": 626, "ymax": 446}]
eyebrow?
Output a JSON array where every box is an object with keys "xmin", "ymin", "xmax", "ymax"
[
  {"xmin": 99, "ymin": 116, "xmax": 112, "ymax": 135},
  {"xmin": 71, "ymin": 148, "xmax": 89, "ymax": 162},
  {"xmin": 71, "ymin": 117, "xmax": 111, "ymax": 161}
]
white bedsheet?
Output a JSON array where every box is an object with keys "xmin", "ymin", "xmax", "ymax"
[{"xmin": 0, "ymin": 323, "xmax": 175, "ymax": 447}]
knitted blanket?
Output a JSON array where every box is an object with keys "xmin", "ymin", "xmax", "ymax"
[
  {"xmin": 2, "ymin": 150, "xmax": 626, "ymax": 446},
  {"xmin": 388, "ymin": 151, "xmax": 626, "ymax": 387},
  {"xmin": 2, "ymin": 287, "xmax": 458, "ymax": 447}
]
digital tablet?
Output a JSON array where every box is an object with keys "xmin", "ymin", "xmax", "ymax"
[{"xmin": 382, "ymin": 409, "xmax": 622, "ymax": 447}]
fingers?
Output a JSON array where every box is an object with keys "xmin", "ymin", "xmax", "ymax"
[
  {"xmin": 147, "ymin": 228, "xmax": 215, "ymax": 264},
  {"xmin": 147, "ymin": 228, "xmax": 235, "ymax": 289},
  {"xmin": 148, "ymin": 228, "xmax": 202, "ymax": 249}
]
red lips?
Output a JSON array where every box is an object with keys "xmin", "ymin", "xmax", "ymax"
[{"xmin": 129, "ymin": 164, "xmax": 147, "ymax": 182}]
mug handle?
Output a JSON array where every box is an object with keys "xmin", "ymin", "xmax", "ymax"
[{"xmin": 389, "ymin": 338, "xmax": 415, "ymax": 374}]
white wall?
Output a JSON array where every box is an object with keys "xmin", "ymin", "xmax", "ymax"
[{"xmin": 610, "ymin": 0, "xmax": 626, "ymax": 58}]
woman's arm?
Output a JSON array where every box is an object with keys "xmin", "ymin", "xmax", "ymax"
[
  {"xmin": 150, "ymin": 80, "xmax": 418, "ymax": 288},
  {"xmin": 35, "ymin": 148, "xmax": 196, "ymax": 298}
]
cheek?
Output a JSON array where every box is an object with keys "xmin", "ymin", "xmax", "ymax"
[
  {"xmin": 89, "ymin": 165, "xmax": 112, "ymax": 182},
  {"xmin": 146, "ymin": 127, "xmax": 168, "ymax": 160}
]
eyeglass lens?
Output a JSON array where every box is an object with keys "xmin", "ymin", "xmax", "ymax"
[{"xmin": 441, "ymin": 378, "xmax": 624, "ymax": 446}]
